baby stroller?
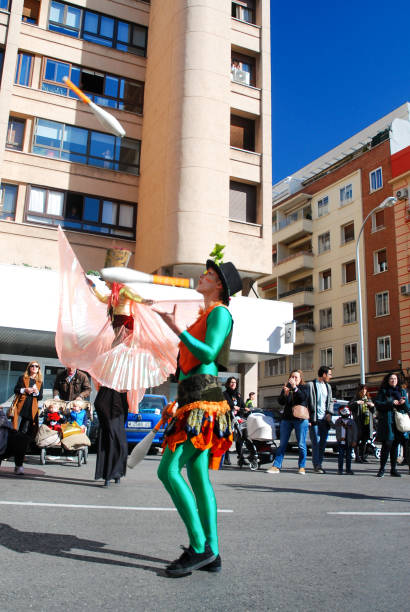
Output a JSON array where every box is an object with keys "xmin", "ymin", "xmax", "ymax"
[
  {"xmin": 240, "ymin": 412, "xmax": 277, "ymax": 471},
  {"xmin": 37, "ymin": 399, "xmax": 91, "ymax": 466}
]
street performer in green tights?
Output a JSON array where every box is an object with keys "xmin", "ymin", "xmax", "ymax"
[{"xmin": 155, "ymin": 257, "xmax": 242, "ymax": 577}]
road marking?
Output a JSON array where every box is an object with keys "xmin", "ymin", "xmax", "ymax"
[
  {"xmin": 328, "ymin": 512, "xmax": 410, "ymax": 516},
  {"xmin": 0, "ymin": 501, "xmax": 233, "ymax": 513}
]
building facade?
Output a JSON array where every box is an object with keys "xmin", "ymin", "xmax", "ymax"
[
  {"xmin": 0, "ymin": 0, "xmax": 272, "ymax": 401},
  {"xmin": 258, "ymin": 104, "xmax": 410, "ymax": 407}
]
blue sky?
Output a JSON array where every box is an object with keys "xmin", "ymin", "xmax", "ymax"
[{"xmin": 270, "ymin": 0, "xmax": 410, "ymax": 184}]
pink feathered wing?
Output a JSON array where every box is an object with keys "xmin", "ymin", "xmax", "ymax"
[{"xmin": 55, "ymin": 227, "xmax": 186, "ymax": 410}]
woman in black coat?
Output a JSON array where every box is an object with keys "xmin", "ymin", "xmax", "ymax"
[
  {"xmin": 375, "ymin": 373, "xmax": 410, "ymax": 478},
  {"xmin": 266, "ymin": 370, "xmax": 310, "ymax": 475},
  {"xmin": 349, "ymin": 384, "xmax": 375, "ymax": 463}
]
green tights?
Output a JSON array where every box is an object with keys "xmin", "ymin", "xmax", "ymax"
[{"xmin": 157, "ymin": 440, "xmax": 218, "ymax": 555}]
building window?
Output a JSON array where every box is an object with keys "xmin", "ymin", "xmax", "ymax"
[
  {"xmin": 369, "ymin": 167, "xmax": 383, "ymax": 191},
  {"xmin": 319, "ymin": 307, "xmax": 332, "ymax": 330},
  {"xmin": 320, "ymin": 347, "xmax": 333, "ymax": 368},
  {"xmin": 26, "ymin": 185, "xmax": 136, "ymax": 238},
  {"xmin": 15, "ymin": 52, "xmax": 33, "ymax": 86},
  {"xmin": 41, "ymin": 58, "xmax": 144, "ymax": 114},
  {"xmin": 341, "ymin": 221, "xmax": 354, "ymax": 244},
  {"xmin": 318, "ymin": 231, "xmax": 330, "ymax": 253},
  {"xmin": 340, "ymin": 183, "xmax": 352, "ymax": 205},
  {"xmin": 231, "ymin": 53, "xmax": 255, "ymax": 86},
  {"xmin": 319, "ymin": 268, "xmax": 331, "ymax": 291},
  {"xmin": 22, "ymin": 0, "xmax": 40, "ymax": 24},
  {"xmin": 6, "ymin": 117, "xmax": 25, "ymax": 151},
  {"xmin": 317, "ymin": 196, "xmax": 328, "ymax": 217},
  {"xmin": 375, "ymin": 291, "xmax": 389, "ymax": 316},
  {"xmin": 230, "ymin": 114, "xmax": 255, "ymax": 151},
  {"xmin": 264, "ymin": 357, "xmax": 286, "ymax": 377},
  {"xmin": 0, "ymin": 47, "xmax": 4, "ymax": 84},
  {"xmin": 374, "ymin": 249, "xmax": 387, "ymax": 273},
  {"xmin": 290, "ymin": 351, "xmax": 313, "ymax": 371},
  {"xmin": 343, "ymin": 301, "xmax": 357, "ymax": 324},
  {"xmin": 229, "ymin": 181, "xmax": 257, "ymax": 224},
  {"xmin": 48, "ymin": 1, "xmax": 148, "ymax": 56},
  {"xmin": 0, "ymin": 183, "xmax": 18, "ymax": 221},
  {"xmin": 32, "ymin": 118, "xmax": 140, "ymax": 174},
  {"xmin": 377, "ymin": 336, "xmax": 391, "ymax": 361},
  {"xmin": 344, "ymin": 343, "xmax": 358, "ymax": 366},
  {"xmin": 231, "ymin": 0, "xmax": 255, "ymax": 24},
  {"xmin": 343, "ymin": 260, "xmax": 356, "ymax": 284},
  {"xmin": 371, "ymin": 209, "xmax": 385, "ymax": 232},
  {"xmin": 1, "ymin": 0, "xmax": 10, "ymax": 10}
]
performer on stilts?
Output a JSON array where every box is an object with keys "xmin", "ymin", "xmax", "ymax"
[{"xmin": 155, "ymin": 257, "xmax": 242, "ymax": 577}]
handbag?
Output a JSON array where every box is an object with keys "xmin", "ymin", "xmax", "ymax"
[
  {"xmin": 292, "ymin": 404, "xmax": 310, "ymax": 420},
  {"xmin": 35, "ymin": 425, "xmax": 61, "ymax": 448},
  {"xmin": 394, "ymin": 409, "xmax": 410, "ymax": 433},
  {"xmin": 7, "ymin": 395, "xmax": 18, "ymax": 419}
]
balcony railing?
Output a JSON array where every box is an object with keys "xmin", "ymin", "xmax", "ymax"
[
  {"xmin": 274, "ymin": 250, "xmax": 313, "ymax": 267},
  {"xmin": 296, "ymin": 323, "xmax": 315, "ymax": 332},
  {"xmin": 273, "ymin": 211, "xmax": 312, "ymax": 233},
  {"xmin": 279, "ymin": 286, "xmax": 313, "ymax": 299}
]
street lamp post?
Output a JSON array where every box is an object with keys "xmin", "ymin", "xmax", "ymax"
[{"xmin": 355, "ymin": 196, "xmax": 397, "ymax": 385}]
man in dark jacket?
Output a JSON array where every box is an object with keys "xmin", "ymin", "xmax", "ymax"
[
  {"xmin": 307, "ymin": 366, "xmax": 333, "ymax": 473},
  {"xmin": 53, "ymin": 368, "xmax": 91, "ymax": 402}
]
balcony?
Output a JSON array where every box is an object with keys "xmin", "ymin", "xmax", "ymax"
[
  {"xmin": 274, "ymin": 251, "xmax": 314, "ymax": 278},
  {"xmin": 295, "ymin": 324, "xmax": 315, "ymax": 346},
  {"xmin": 273, "ymin": 216, "xmax": 313, "ymax": 245},
  {"xmin": 278, "ymin": 287, "xmax": 314, "ymax": 308},
  {"xmin": 230, "ymin": 147, "xmax": 261, "ymax": 182}
]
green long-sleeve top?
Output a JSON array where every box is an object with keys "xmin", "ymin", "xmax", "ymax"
[{"xmin": 178, "ymin": 306, "xmax": 232, "ymax": 381}]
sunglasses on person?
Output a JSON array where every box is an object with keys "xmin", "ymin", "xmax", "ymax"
[{"xmin": 30, "ymin": 364, "xmax": 40, "ymax": 368}]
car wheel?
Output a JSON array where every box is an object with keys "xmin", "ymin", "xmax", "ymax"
[{"xmin": 40, "ymin": 449, "xmax": 46, "ymax": 465}]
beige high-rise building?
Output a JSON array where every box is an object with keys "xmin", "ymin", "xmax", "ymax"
[{"xmin": 0, "ymin": 0, "xmax": 272, "ymax": 399}]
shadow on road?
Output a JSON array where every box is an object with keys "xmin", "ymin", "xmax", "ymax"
[
  {"xmin": 224, "ymin": 483, "xmax": 410, "ymax": 504},
  {"xmin": 0, "ymin": 470, "xmax": 99, "ymax": 488},
  {"xmin": 0, "ymin": 523, "xmax": 169, "ymax": 575}
]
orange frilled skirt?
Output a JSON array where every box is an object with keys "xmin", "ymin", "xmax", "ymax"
[{"xmin": 163, "ymin": 375, "xmax": 234, "ymax": 470}]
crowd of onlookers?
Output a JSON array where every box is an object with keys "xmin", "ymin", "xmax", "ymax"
[
  {"xmin": 1, "ymin": 361, "xmax": 409, "ymax": 478},
  {"xmin": 223, "ymin": 367, "xmax": 410, "ymax": 477}
]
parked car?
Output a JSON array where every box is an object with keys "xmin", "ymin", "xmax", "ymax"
[{"xmin": 125, "ymin": 394, "xmax": 168, "ymax": 449}]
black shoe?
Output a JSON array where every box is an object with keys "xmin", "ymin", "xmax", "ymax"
[
  {"xmin": 103, "ymin": 480, "xmax": 110, "ymax": 487},
  {"xmin": 361, "ymin": 457, "xmax": 369, "ymax": 463},
  {"xmin": 376, "ymin": 470, "xmax": 384, "ymax": 478},
  {"xmin": 166, "ymin": 544, "xmax": 216, "ymax": 577},
  {"xmin": 390, "ymin": 470, "xmax": 401, "ymax": 477},
  {"xmin": 355, "ymin": 457, "xmax": 363, "ymax": 463},
  {"xmin": 346, "ymin": 470, "xmax": 354, "ymax": 475},
  {"xmin": 198, "ymin": 554, "xmax": 222, "ymax": 573},
  {"xmin": 338, "ymin": 470, "xmax": 343, "ymax": 475},
  {"xmin": 238, "ymin": 457, "xmax": 249, "ymax": 467},
  {"xmin": 114, "ymin": 477, "xmax": 120, "ymax": 484}
]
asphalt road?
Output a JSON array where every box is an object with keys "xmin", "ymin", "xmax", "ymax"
[{"xmin": 0, "ymin": 450, "xmax": 409, "ymax": 612}]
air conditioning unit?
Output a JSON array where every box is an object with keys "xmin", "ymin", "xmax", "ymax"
[
  {"xmin": 395, "ymin": 188, "xmax": 408, "ymax": 200},
  {"xmin": 233, "ymin": 69, "xmax": 250, "ymax": 85},
  {"xmin": 400, "ymin": 283, "xmax": 410, "ymax": 296}
]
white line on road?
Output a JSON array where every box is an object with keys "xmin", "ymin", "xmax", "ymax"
[
  {"xmin": 0, "ymin": 501, "xmax": 233, "ymax": 513},
  {"xmin": 328, "ymin": 512, "xmax": 410, "ymax": 516}
]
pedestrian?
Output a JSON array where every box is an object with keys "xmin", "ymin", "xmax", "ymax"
[
  {"xmin": 307, "ymin": 366, "xmax": 333, "ymax": 473},
  {"xmin": 0, "ymin": 407, "xmax": 29, "ymax": 475},
  {"xmin": 223, "ymin": 377, "xmax": 252, "ymax": 465},
  {"xmin": 53, "ymin": 367, "xmax": 91, "ymax": 402},
  {"xmin": 349, "ymin": 384, "xmax": 375, "ymax": 463},
  {"xmin": 375, "ymin": 373, "xmax": 410, "ymax": 478},
  {"xmin": 155, "ymin": 257, "xmax": 242, "ymax": 576},
  {"xmin": 334, "ymin": 406, "xmax": 358, "ymax": 475},
  {"xmin": 266, "ymin": 369, "xmax": 309, "ymax": 475},
  {"xmin": 10, "ymin": 361, "xmax": 43, "ymax": 441}
]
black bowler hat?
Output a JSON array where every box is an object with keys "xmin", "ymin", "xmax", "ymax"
[{"xmin": 206, "ymin": 260, "xmax": 243, "ymax": 305}]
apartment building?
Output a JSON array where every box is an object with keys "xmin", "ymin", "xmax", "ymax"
[
  {"xmin": 258, "ymin": 104, "xmax": 410, "ymax": 407},
  {"xmin": 0, "ymin": 1, "xmax": 272, "ymax": 400}
]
